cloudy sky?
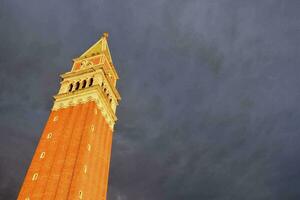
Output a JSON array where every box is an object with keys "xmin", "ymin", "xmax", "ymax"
[{"xmin": 1, "ymin": 0, "xmax": 300, "ymax": 199}]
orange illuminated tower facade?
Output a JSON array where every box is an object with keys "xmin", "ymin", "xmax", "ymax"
[{"xmin": 18, "ymin": 33, "xmax": 121, "ymax": 200}]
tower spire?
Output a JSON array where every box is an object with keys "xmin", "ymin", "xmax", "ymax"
[{"xmin": 78, "ymin": 32, "xmax": 113, "ymax": 64}]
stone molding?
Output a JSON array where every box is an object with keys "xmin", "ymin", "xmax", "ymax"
[{"xmin": 52, "ymin": 86, "xmax": 117, "ymax": 130}]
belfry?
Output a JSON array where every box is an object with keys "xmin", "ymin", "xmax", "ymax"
[{"xmin": 18, "ymin": 33, "xmax": 121, "ymax": 200}]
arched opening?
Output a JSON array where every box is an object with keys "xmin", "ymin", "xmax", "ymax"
[
  {"xmin": 32, "ymin": 173, "xmax": 38, "ymax": 181},
  {"xmin": 75, "ymin": 82, "xmax": 80, "ymax": 90},
  {"xmin": 40, "ymin": 152, "xmax": 46, "ymax": 159},
  {"xmin": 69, "ymin": 84, "xmax": 73, "ymax": 92},
  {"xmin": 89, "ymin": 78, "xmax": 93, "ymax": 87},
  {"xmin": 47, "ymin": 132, "xmax": 52, "ymax": 139},
  {"xmin": 79, "ymin": 191, "xmax": 83, "ymax": 199},
  {"xmin": 83, "ymin": 165, "xmax": 87, "ymax": 173},
  {"xmin": 82, "ymin": 80, "xmax": 87, "ymax": 89}
]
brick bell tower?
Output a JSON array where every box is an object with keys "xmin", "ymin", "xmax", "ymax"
[{"xmin": 18, "ymin": 32, "xmax": 121, "ymax": 200}]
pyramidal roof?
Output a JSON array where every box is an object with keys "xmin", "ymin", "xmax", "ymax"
[{"xmin": 79, "ymin": 32, "xmax": 113, "ymax": 62}]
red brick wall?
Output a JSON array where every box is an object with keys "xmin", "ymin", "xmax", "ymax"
[{"xmin": 18, "ymin": 101, "xmax": 113, "ymax": 200}]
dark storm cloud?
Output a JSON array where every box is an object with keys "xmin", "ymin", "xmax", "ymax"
[{"xmin": 0, "ymin": 0, "xmax": 300, "ymax": 199}]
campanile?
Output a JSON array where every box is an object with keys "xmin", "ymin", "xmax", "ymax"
[{"xmin": 18, "ymin": 33, "xmax": 121, "ymax": 200}]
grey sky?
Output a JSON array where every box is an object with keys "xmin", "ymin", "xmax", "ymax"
[{"xmin": 0, "ymin": 0, "xmax": 300, "ymax": 199}]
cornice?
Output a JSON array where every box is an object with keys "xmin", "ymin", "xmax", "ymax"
[
  {"xmin": 60, "ymin": 67, "xmax": 97, "ymax": 79},
  {"xmin": 52, "ymin": 86, "xmax": 117, "ymax": 130}
]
